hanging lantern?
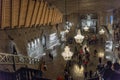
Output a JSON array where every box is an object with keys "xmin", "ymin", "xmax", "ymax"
[
  {"xmin": 62, "ymin": 46, "xmax": 73, "ymax": 60},
  {"xmin": 99, "ymin": 29, "xmax": 105, "ymax": 35},
  {"xmin": 74, "ymin": 29, "xmax": 84, "ymax": 43}
]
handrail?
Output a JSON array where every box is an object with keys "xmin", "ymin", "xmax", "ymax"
[
  {"xmin": 87, "ymin": 76, "xmax": 99, "ymax": 80},
  {"xmin": 0, "ymin": 53, "xmax": 40, "ymax": 65},
  {"xmin": 0, "ymin": 67, "xmax": 43, "ymax": 80}
]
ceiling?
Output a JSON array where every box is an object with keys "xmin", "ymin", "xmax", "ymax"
[{"xmin": 46, "ymin": 0, "xmax": 120, "ymax": 15}]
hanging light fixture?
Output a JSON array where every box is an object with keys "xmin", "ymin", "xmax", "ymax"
[
  {"xmin": 62, "ymin": 46, "xmax": 73, "ymax": 60},
  {"xmin": 83, "ymin": 25, "xmax": 89, "ymax": 31},
  {"xmin": 74, "ymin": 29, "xmax": 84, "ymax": 43},
  {"xmin": 99, "ymin": 29, "xmax": 105, "ymax": 35},
  {"xmin": 74, "ymin": 0, "xmax": 84, "ymax": 44},
  {"xmin": 64, "ymin": 29, "xmax": 69, "ymax": 33},
  {"xmin": 98, "ymin": 52, "xmax": 104, "ymax": 58}
]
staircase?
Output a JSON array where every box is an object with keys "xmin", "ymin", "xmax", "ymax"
[
  {"xmin": 0, "ymin": 53, "xmax": 51, "ymax": 80},
  {"xmin": 0, "ymin": 52, "xmax": 41, "ymax": 71}
]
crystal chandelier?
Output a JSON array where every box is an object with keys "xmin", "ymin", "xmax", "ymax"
[
  {"xmin": 64, "ymin": 29, "xmax": 69, "ymax": 33},
  {"xmin": 83, "ymin": 25, "xmax": 89, "ymax": 31},
  {"xmin": 99, "ymin": 29, "xmax": 105, "ymax": 35},
  {"xmin": 74, "ymin": 29, "xmax": 84, "ymax": 43},
  {"xmin": 62, "ymin": 46, "xmax": 73, "ymax": 60},
  {"xmin": 98, "ymin": 52, "xmax": 104, "ymax": 58}
]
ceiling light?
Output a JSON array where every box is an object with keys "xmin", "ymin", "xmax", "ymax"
[
  {"xmin": 99, "ymin": 29, "xmax": 105, "ymax": 35},
  {"xmin": 83, "ymin": 25, "xmax": 89, "ymax": 31},
  {"xmin": 74, "ymin": 29, "xmax": 84, "ymax": 43},
  {"xmin": 61, "ymin": 46, "xmax": 73, "ymax": 60}
]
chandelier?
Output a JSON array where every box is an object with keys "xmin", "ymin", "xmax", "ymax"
[
  {"xmin": 99, "ymin": 29, "xmax": 105, "ymax": 35},
  {"xmin": 64, "ymin": 29, "xmax": 69, "ymax": 33},
  {"xmin": 62, "ymin": 46, "xmax": 73, "ymax": 60},
  {"xmin": 98, "ymin": 52, "xmax": 104, "ymax": 58},
  {"xmin": 83, "ymin": 25, "xmax": 89, "ymax": 31},
  {"xmin": 74, "ymin": 29, "xmax": 84, "ymax": 43}
]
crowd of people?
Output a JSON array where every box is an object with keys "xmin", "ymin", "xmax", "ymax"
[
  {"xmin": 63, "ymin": 43, "xmax": 120, "ymax": 80},
  {"xmin": 40, "ymin": 35, "xmax": 120, "ymax": 80}
]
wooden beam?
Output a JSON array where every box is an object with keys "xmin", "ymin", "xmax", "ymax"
[
  {"xmin": 25, "ymin": 0, "xmax": 35, "ymax": 27},
  {"xmin": 30, "ymin": 0, "xmax": 37, "ymax": 26},
  {"xmin": 12, "ymin": 0, "xmax": 20, "ymax": 28},
  {"xmin": 42, "ymin": 3, "xmax": 48, "ymax": 25},
  {"xmin": 19, "ymin": 0, "xmax": 29, "ymax": 27},
  {"xmin": 24, "ymin": 0, "xmax": 30, "ymax": 27},
  {"xmin": 34, "ymin": 0, "xmax": 41, "ymax": 26},
  {"xmin": 48, "ymin": 7, "xmax": 53, "ymax": 25},
  {"xmin": 1, "ymin": 0, "xmax": 11, "ymax": 28},
  {"xmin": 52, "ymin": 8, "xmax": 57, "ymax": 25},
  {"xmin": 10, "ymin": 0, "xmax": 12, "ymax": 28},
  {"xmin": 0, "ymin": 0, "xmax": 2, "ymax": 28},
  {"xmin": 51, "ymin": 8, "xmax": 55, "ymax": 25},
  {"xmin": 18, "ymin": 0, "xmax": 21, "ymax": 28},
  {"xmin": 45, "ymin": 7, "xmax": 50, "ymax": 25},
  {"xmin": 35, "ymin": 0, "xmax": 44, "ymax": 26},
  {"xmin": 39, "ymin": 1, "xmax": 47, "ymax": 25}
]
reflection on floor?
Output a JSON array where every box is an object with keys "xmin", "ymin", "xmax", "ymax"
[
  {"xmin": 72, "ymin": 64, "xmax": 84, "ymax": 77},
  {"xmin": 42, "ymin": 42, "xmax": 105, "ymax": 80}
]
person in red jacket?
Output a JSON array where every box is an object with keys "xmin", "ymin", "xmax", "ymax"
[{"xmin": 80, "ymin": 49, "xmax": 84, "ymax": 54}]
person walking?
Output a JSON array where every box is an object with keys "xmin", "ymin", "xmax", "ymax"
[
  {"xmin": 94, "ymin": 49, "xmax": 97, "ymax": 57},
  {"xmin": 84, "ymin": 70, "xmax": 88, "ymax": 80}
]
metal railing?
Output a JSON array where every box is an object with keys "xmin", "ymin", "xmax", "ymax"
[
  {"xmin": 0, "ymin": 67, "xmax": 43, "ymax": 80},
  {"xmin": 0, "ymin": 53, "xmax": 40, "ymax": 65}
]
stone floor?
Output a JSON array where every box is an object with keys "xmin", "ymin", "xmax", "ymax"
[{"xmin": 42, "ymin": 42, "xmax": 107, "ymax": 80}]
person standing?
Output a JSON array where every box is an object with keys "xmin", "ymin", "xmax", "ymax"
[
  {"xmin": 8, "ymin": 37, "xmax": 18, "ymax": 71},
  {"xmin": 84, "ymin": 70, "xmax": 88, "ymax": 80},
  {"xmin": 89, "ymin": 70, "xmax": 93, "ymax": 78},
  {"xmin": 94, "ymin": 49, "xmax": 97, "ymax": 57},
  {"xmin": 111, "ymin": 62, "xmax": 120, "ymax": 80}
]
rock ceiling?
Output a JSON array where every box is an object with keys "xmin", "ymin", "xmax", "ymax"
[{"xmin": 46, "ymin": 0, "xmax": 120, "ymax": 15}]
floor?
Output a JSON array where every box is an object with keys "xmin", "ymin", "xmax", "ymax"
[{"xmin": 42, "ymin": 41, "xmax": 108, "ymax": 80}]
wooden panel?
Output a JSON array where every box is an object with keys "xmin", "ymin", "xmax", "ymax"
[
  {"xmin": 47, "ymin": 7, "xmax": 51, "ymax": 25},
  {"xmin": 48, "ymin": 7, "xmax": 53, "ymax": 25},
  {"xmin": 55, "ymin": 9, "xmax": 59, "ymax": 24},
  {"xmin": 58, "ymin": 11, "xmax": 62, "ymax": 23},
  {"xmin": 61, "ymin": 14, "xmax": 63, "ymax": 23},
  {"xmin": 55, "ymin": 9, "xmax": 58, "ymax": 24},
  {"xmin": 60, "ymin": 14, "xmax": 63, "ymax": 23},
  {"xmin": 0, "ymin": 0, "xmax": 2, "ymax": 28},
  {"xmin": 31, "ymin": 0, "xmax": 40, "ymax": 26},
  {"xmin": 58, "ymin": 12, "xmax": 61, "ymax": 23},
  {"xmin": 25, "ymin": 0, "xmax": 35, "ymax": 27},
  {"xmin": 19, "ymin": 0, "xmax": 29, "ymax": 27},
  {"xmin": 45, "ymin": 7, "xmax": 50, "ymax": 25},
  {"xmin": 52, "ymin": 8, "xmax": 57, "ymax": 25},
  {"xmin": 51, "ymin": 8, "xmax": 55, "ymax": 25},
  {"xmin": 35, "ymin": 0, "xmax": 44, "ymax": 25},
  {"xmin": 43, "ymin": 5, "xmax": 49, "ymax": 25},
  {"xmin": 39, "ymin": 2, "xmax": 47, "ymax": 25},
  {"xmin": 12, "ymin": 0, "xmax": 20, "ymax": 28},
  {"xmin": 1, "ymin": 0, "xmax": 11, "ymax": 28}
]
